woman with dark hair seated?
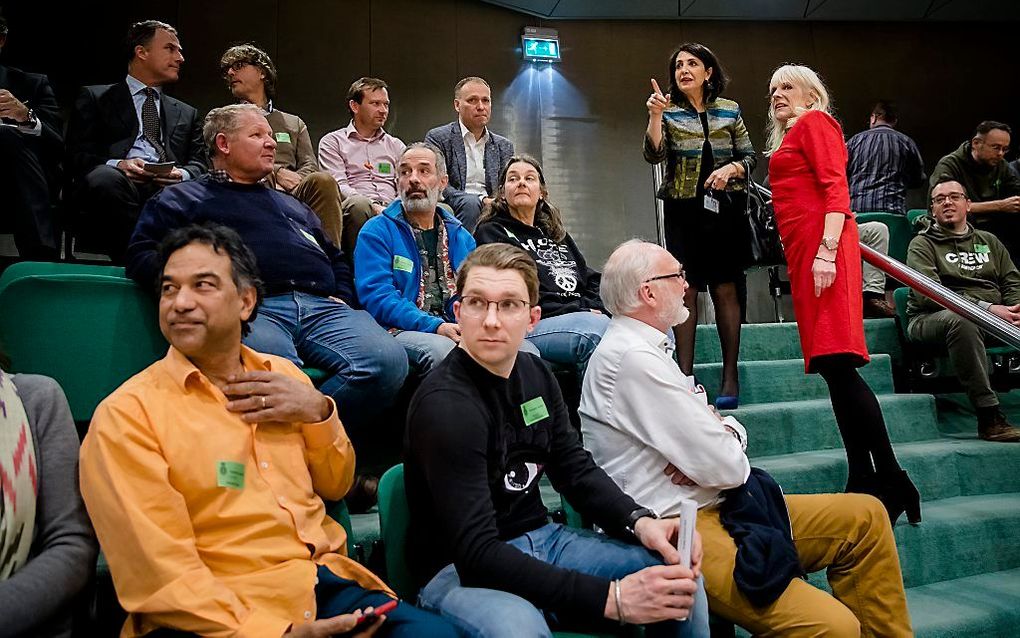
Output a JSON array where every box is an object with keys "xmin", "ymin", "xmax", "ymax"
[
  {"xmin": 474, "ymin": 155, "xmax": 609, "ymax": 378},
  {"xmin": 0, "ymin": 359, "xmax": 98, "ymax": 637},
  {"xmin": 644, "ymin": 42, "xmax": 757, "ymax": 409}
]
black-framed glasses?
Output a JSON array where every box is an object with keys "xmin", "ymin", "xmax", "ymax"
[
  {"xmin": 643, "ymin": 270, "xmax": 686, "ymax": 284},
  {"xmin": 459, "ymin": 295, "xmax": 530, "ymax": 318}
]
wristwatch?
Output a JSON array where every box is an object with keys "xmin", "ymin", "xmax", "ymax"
[
  {"xmin": 820, "ymin": 235, "xmax": 840, "ymax": 251},
  {"xmin": 624, "ymin": 507, "xmax": 658, "ymax": 538},
  {"xmin": 22, "ymin": 108, "xmax": 38, "ymax": 128}
]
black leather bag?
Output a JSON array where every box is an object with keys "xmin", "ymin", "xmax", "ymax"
[{"xmin": 743, "ymin": 159, "xmax": 785, "ymax": 267}]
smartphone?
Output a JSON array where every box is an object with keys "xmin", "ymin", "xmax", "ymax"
[
  {"xmin": 355, "ymin": 599, "xmax": 398, "ymax": 625},
  {"xmin": 144, "ymin": 161, "xmax": 175, "ymax": 175},
  {"xmin": 676, "ymin": 498, "xmax": 698, "ymax": 570}
]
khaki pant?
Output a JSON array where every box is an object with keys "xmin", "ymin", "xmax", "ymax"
[
  {"xmin": 858, "ymin": 221, "xmax": 889, "ymax": 295},
  {"xmin": 698, "ymin": 493, "xmax": 912, "ymax": 637},
  {"xmin": 339, "ymin": 194, "xmax": 382, "ymax": 257},
  {"xmin": 291, "ymin": 171, "xmax": 344, "ymax": 248}
]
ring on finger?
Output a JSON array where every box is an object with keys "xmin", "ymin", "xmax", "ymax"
[{"xmin": 260, "ymin": 395, "xmax": 267, "ymax": 409}]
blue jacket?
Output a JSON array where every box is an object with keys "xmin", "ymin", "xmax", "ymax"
[{"xmin": 355, "ymin": 202, "xmax": 476, "ymax": 332}]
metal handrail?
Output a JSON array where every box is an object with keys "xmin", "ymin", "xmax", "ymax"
[
  {"xmin": 652, "ymin": 163, "xmax": 666, "ymax": 248},
  {"xmin": 860, "ymin": 244, "xmax": 1020, "ymax": 349},
  {"xmin": 652, "ymin": 168, "xmax": 1020, "ymax": 348}
]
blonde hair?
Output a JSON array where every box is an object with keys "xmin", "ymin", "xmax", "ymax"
[{"xmin": 765, "ymin": 64, "xmax": 832, "ymax": 155}]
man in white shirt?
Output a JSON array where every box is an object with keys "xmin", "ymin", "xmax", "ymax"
[
  {"xmin": 318, "ymin": 77, "xmax": 406, "ymax": 256},
  {"xmin": 579, "ymin": 239, "xmax": 913, "ymax": 638},
  {"xmin": 425, "ymin": 76, "xmax": 514, "ymax": 231}
]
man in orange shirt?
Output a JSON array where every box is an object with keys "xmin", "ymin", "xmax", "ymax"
[{"xmin": 80, "ymin": 223, "xmax": 458, "ymax": 637}]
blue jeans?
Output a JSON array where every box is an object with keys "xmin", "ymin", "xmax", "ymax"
[
  {"xmin": 244, "ymin": 292, "xmax": 409, "ymax": 433},
  {"xmin": 526, "ymin": 311, "xmax": 610, "ymax": 379},
  {"xmin": 315, "ymin": 566, "xmax": 461, "ymax": 637},
  {"xmin": 418, "ymin": 523, "xmax": 710, "ymax": 638},
  {"xmin": 395, "ymin": 330, "xmax": 457, "ymax": 375}
]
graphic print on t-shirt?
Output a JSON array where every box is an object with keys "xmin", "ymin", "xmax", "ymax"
[
  {"xmin": 504, "ymin": 460, "xmax": 543, "ymax": 492},
  {"xmin": 519, "ymin": 237, "xmax": 581, "ymax": 296}
]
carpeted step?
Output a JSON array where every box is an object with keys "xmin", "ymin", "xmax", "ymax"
[
  {"xmin": 755, "ymin": 439, "xmax": 1020, "ymax": 502},
  {"xmin": 731, "ymin": 393, "xmax": 939, "ymax": 457},
  {"xmin": 694, "ymin": 318, "xmax": 901, "ymax": 364},
  {"xmin": 906, "ymin": 567, "xmax": 1020, "ymax": 638},
  {"xmin": 735, "ymin": 567, "xmax": 1020, "ymax": 638},
  {"xmin": 694, "ymin": 354, "xmax": 893, "ymax": 405}
]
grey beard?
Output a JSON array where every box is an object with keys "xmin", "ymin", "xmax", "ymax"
[{"xmin": 401, "ymin": 190, "xmax": 440, "ymax": 214}]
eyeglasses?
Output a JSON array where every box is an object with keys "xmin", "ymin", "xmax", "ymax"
[
  {"xmin": 931, "ymin": 193, "xmax": 968, "ymax": 206},
  {"xmin": 643, "ymin": 270, "xmax": 686, "ymax": 284},
  {"xmin": 459, "ymin": 295, "xmax": 530, "ymax": 318},
  {"xmin": 221, "ymin": 60, "xmax": 252, "ymax": 76}
]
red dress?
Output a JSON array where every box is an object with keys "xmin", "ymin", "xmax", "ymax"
[{"xmin": 769, "ymin": 110, "xmax": 869, "ymax": 372}]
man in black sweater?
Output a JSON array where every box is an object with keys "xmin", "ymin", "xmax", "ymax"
[
  {"xmin": 125, "ymin": 103, "xmax": 408, "ymax": 446},
  {"xmin": 405, "ymin": 243, "xmax": 710, "ymax": 638}
]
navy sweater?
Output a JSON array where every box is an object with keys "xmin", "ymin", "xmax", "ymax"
[{"xmin": 125, "ymin": 176, "xmax": 354, "ymax": 302}]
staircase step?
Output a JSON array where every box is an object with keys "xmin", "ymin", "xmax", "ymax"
[
  {"xmin": 907, "ymin": 567, "xmax": 1020, "ymax": 638},
  {"xmin": 737, "ymin": 567, "xmax": 1020, "ymax": 638},
  {"xmin": 732, "ymin": 393, "xmax": 939, "ymax": 457},
  {"xmin": 694, "ymin": 354, "xmax": 894, "ymax": 405},
  {"xmin": 755, "ymin": 439, "xmax": 1020, "ymax": 501},
  {"xmin": 694, "ymin": 318, "xmax": 901, "ymax": 364}
]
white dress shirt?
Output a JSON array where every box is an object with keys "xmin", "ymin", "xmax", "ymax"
[
  {"xmin": 105, "ymin": 75, "xmax": 190, "ymax": 180},
  {"xmin": 459, "ymin": 119, "xmax": 488, "ymax": 197},
  {"xmin": 579, "ymin": 316, "xmax": 750, "ymax": 516}
]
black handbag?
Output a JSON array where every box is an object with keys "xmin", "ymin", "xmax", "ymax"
[{"xmin": 743, "ymin": 159, "xmax": 785, "ymax": 267}]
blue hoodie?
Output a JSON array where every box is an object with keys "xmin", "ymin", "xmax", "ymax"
[{"xmin": 355, "ymin": 201, "xmax": 476, "ymax": 332}]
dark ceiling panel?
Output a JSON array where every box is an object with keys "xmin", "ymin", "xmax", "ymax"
[
  {"xmin": 479, "ymin": 0, "xmax": 1020, "ymax": 20},
  {"xmin": 681, "ymin": 0, "xmax": 809, "ymax": 20}
]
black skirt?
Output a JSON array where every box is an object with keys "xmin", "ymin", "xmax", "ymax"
[{"xmin": 663, "ymin": 191, "xmax": 752, "ymax": 287}]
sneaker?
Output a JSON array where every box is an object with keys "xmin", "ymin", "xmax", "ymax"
[
  {"xmin": 978, "ymin": 412, "xmax": 1020, "ymax": 442},
  {"xmin": 863, "ymin": 297, "xmax": 897, "ymax": 319}
]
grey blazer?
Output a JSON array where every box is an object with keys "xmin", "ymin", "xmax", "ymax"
[{"xmin": 424, "ymin": 121, "xmax": 515, "ymax": 199}]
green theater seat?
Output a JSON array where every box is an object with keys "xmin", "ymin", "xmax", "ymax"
[{"xmin": 856, "ymin": 211, "xmax": 912, "ymax": 263}]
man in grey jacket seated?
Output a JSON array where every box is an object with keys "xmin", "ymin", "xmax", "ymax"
[
  {"xmin": 424, "ymin": 76, "xmax": 514, "ymax": 231},
  {"xmin": 579, "ymin": 239, "xmax": 913, "ymax": 638}
]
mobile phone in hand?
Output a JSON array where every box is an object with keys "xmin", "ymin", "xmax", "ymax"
[
  {"xmin": 355, "ymin": 599, "xmax": 398, "ymax": 625},
  {"xmin": 676, "ymin": 498, "xmax": 698, "ymax": 569},
  {"xmin": 144, "ymin": 161, "xmax": 175, "ymax": 175}
]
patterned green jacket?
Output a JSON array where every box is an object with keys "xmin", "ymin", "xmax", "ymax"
[{"xmin": 644, "ymin": 97, "xmax": 757, "ymax": 200}]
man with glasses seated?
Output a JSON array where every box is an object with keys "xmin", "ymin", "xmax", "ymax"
[
  {"xmin": 907, "ymin": 179, "xmax": 1020, "ymax": 442},
  {"xmin": 580, "ymin": 240, "xmax": 913, "ymax": 637},
  {"xmin": 354, "ymin": 142, "xmax": 475, "ymax": 374},
  {"xmin": 405, "ymin": 243, "xmax": 711, "ymax": 638},
  {"xmin": 930, "ymin": 121, "xmax": 1020, "ymax": 257}
]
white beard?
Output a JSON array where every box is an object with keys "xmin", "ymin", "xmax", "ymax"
[
  {"xmin": 658, "ymin": 296, "xmax": 690, "ymax": 327},
  {"xmin": 401, "ymin": 187, "xmax": 440, "ymax": 214}
]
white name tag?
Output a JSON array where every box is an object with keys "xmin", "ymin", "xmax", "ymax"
[{"xmin": 703, "ymin": 193, "xmax": 720, "ymax": 213}]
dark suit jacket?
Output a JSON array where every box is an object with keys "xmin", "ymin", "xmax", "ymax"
[
  {"xmin": 424, "ymin": 120, "xmax": 514, "ymax": 200},
  {"xmin": 65, "ymin": 81, "xmax": 207, "ymax": 181},
  {"xmin": 0, "ymin": 64, "xmax": 63, "ymax": 162}
]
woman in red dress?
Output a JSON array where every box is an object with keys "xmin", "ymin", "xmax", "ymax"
[{"xmin": 766, "ymin": 64, "xmax": 920, "ymax": 525}]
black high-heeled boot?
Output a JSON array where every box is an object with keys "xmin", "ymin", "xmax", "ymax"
[
  {"xmin": 844, "ymin": 470, "xmax": 881, "ymax": 496},
  {"xmin": 877, "ymin": 470, "xmax": 922, "ymax": 526}
]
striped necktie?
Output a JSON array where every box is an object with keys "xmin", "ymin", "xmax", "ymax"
[{"xmin": 141, "ymin": 87, "xmax": 167, "ymax": 161}]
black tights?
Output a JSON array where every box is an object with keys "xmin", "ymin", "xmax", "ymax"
[
  {"xmin": 674, "ymin": 281, "xmax": 742, "ymax": 395},
  {"xmin": 815, "ymin": 354, "xmax": 901, "ymax": 479}
]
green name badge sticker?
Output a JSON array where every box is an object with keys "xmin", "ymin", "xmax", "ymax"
[
  {"xmin": 274, "ymin": 132, "xmax": 292, "ymax": 144},
  {"xmin": 377, "ymin": 161, "xmax": 392, "ymax": 175},
  {"xmin": 217, "ymin": 460, "xmax": 245, "ymax": 490},
  {"xmin": 975, "ymin": 244, "xmax": 990, "ymax": 254},
  {"xmin": 393, "ymin": 255, "xmax": 414, "ymax": 272},
  {"xmin": 521, "ymin": 397, "xmax": 550, "ymax": 426}
]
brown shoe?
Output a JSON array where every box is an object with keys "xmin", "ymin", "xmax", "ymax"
[
  {"xmin": 863, "ymin": 297, "xmax": 897, "ymax": 319},
  {"xmin": 978, "ymin": 412, "xmax": 1020, "ymax": 442}
]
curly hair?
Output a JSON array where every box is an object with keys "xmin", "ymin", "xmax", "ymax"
[{"xmin": 219, "ymin": 43, "xmax": 278, "ymax": 100}]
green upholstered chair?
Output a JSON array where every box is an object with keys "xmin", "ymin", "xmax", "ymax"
[
  {"xmin": 0, "ymin": 266, "xmax": 167, "ymax": 422},
  {"xmin": 856, "ymin": 212, "xmax": 913, "ymax": 263},
  {"xmin": 906, "ymin": 208, "xmax": 929, "ymax": 230}
]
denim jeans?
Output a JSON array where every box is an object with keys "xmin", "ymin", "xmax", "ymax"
[
  {"xmin": 395, "ymin": 330, "xmax": 458, "ymax": 375},
  {"xmin": 418, "ymin": 523, "xmax": 710, "ymax": 638},
  {"xmin": 244, "ymin": 292, "xmax": 409, "ymax": 433},
  {"xmin": 526, "ymin": 311, "xmax": 610, "ymax": 378}
]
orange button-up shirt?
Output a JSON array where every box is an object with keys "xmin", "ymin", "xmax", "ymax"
[{"xmin": 80, "ymin": 346, "xmax": 391, "ymax": 638}]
